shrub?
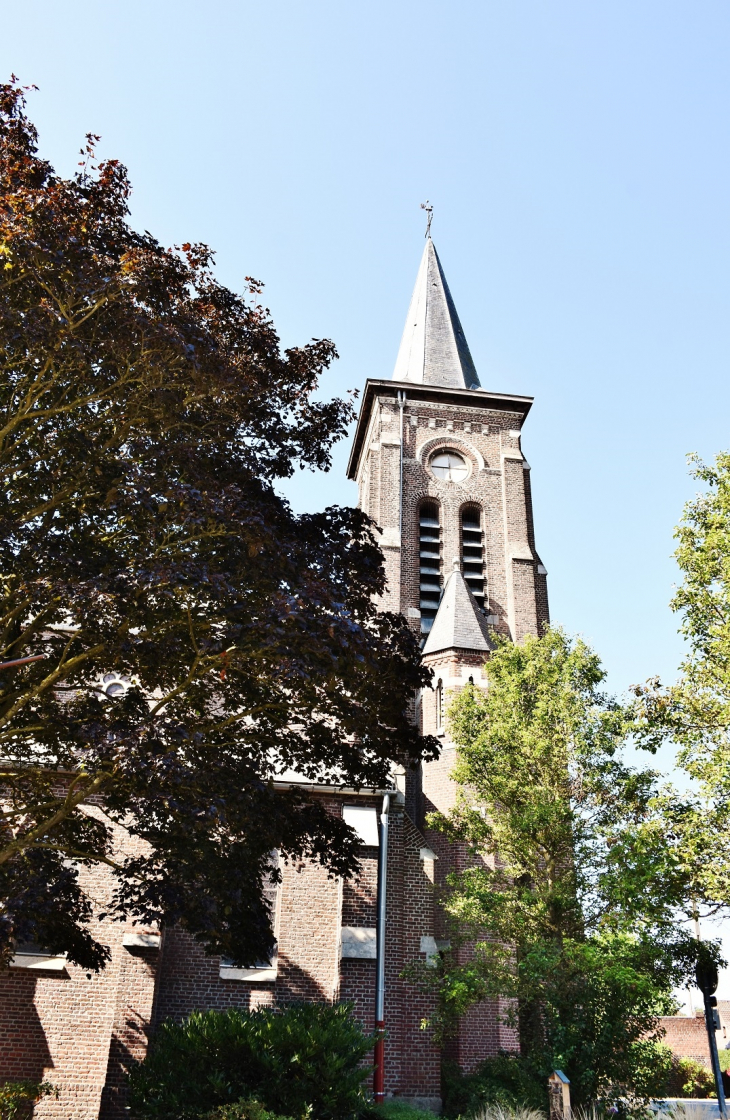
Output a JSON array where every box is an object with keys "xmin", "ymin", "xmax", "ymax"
[
  {"xmin": 128, "ymin": 1002, "xmax": 374, "ymax": 1120},
  {"xmin": 665, "ymin": 1056, "xmax": 716, "ymax": 1098},
  {"xmin": 202, "ymin": 1102, "xmax": 294, "ymax": 1120},
  {"xmin": 442, "ymin": 1055, "xmax": 545, "ymax": 1118},
  {"xmin": 0, "ymin": 1080, "xmax": 57, "ymax": 1120}
]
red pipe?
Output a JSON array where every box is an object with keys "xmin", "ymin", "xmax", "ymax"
[
  {"xmin": 374, "ymin": 791, "xmax": 392, "ymax": 1104},
  {"xmin": 373, "ymin": 1022, "xmax": 385, "ymax": 1103}
]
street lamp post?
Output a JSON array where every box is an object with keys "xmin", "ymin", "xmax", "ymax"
[{"xmin": 696, "ymin": 950, "xmax": 728, "ymax": 1120}]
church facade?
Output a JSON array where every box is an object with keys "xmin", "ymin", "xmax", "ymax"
[{"xmin": 0, "ymin": 237, "xmax": 548, "ymax": 1118}]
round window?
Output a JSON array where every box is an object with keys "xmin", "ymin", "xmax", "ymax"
[
  {"xmin": 430, "ymin": 451, "xmax": 469, "ymax": 482},
  {"xmin": 101, "ymin": 672, "xmax": 129, "ymax": 699}
]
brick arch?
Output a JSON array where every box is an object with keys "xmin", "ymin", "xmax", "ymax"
[
  {"xmin": 417, "ymin": 436, "xmax": 486, "ymax": 475},
  {"xmin": 405, "ymin": 486, "xmax": 441, "ymax": 511},
  {"xmin": 417, "ymin": 495, "xmax": 442, "ymax": 514},
  {"xmin": 411, "ymin": 493, "xmax": 442, "ymax": 531}
]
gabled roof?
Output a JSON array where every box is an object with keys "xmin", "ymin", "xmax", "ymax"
[
  {"xmin": 422, "ymin": 566, "xmax": 494, "ymax": 656},
  {"xmin": 392, "ymin": 237, "xmax": 480, "ymax": 390}
]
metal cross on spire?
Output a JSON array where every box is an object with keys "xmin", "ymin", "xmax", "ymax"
[{"xmin": 420, "ymin": 200, "xmax": 433, "ymax": 238}]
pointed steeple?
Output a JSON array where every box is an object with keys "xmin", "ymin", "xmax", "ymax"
[
  {"xmin": 422, "ymin": 564, "xmax": 493, "ymax": 657},
  {"xmin": 392, "ymin": 238, "xmax": 480, "ymax": 390}
]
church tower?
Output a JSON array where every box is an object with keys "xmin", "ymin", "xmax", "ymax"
[
  {"xmin": 347, "ymin": 231, "xmax": 550, "ymax": 1075},
  {"xmin": 347, "ymin": 233, "xmax": 549, "ymax": 732}
]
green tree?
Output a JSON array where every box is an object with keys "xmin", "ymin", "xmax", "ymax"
[
  {"xmin": 0, "ymin": 80, "xmax": 436, "ymax": 971},
  {"xmin": 633, "ymin": 452, "xmax": 730, "ymax": 919},
  {"xmin": 419, "ymin": 629, "xmax": 697, "ymax": 1108}
]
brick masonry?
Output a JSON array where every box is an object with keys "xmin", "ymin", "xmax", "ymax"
[{"xmin": 658, "ymin": 1016, "xmax": 713, "ymax": 1066}]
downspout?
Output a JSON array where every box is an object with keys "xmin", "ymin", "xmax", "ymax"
[
  {"xmin": 374, "ymin": 790, "xmax": 394, "ymax": 1104},
  {"xmin": 396, "ymin": 390, "xmax": 406, "ymax": 539}
]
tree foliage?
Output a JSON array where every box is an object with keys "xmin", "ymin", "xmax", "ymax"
[
  {"xmin": 633, "ymin": 452, "xmax": 730, "ymax": 919},
  {"xmin": 417, "ymin": 629, "xmax": 701, "ymax": 1107},
  {"xmin": 0, "ymin": 79, "xmax": 436, "ymax": 970}
]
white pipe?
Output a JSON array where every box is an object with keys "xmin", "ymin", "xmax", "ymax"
[
  {"xmin": 375, "ymin": 790, "xmax": 393, "ymax": 1023},
  {"xmin": 397, "ymin": 391, "xmax": 406, "ymax": 538}
]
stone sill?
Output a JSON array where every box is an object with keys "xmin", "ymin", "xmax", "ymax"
[
  {"xmin": 219, "ymin": 966, "xmax": 277, "ymax": 982},
  {"xmin": 10, "ymin": 953, "xmax": 66, "ymax": 971},
  {"xmin": 123, "ymin": 932, "xmax": 161, "ymax": 950}
]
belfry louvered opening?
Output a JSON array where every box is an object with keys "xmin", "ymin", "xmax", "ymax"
[
  {"xmin": 461, "ymin": 507, "xmax": 486, "ymax": 609},
  {"xmin": 419, "ymin": 502, "xmax": 442, "ymax": 634}
]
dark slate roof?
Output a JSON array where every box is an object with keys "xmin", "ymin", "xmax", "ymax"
[
  {"xmin": 392, "ymin": 238, "xmax": 480, "ymax": 390},
  {"xmin": 422, "ymin": 568, "xmax": 494, "ymax": 656}
]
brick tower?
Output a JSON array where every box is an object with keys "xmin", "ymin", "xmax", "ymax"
[
  {"xmin": 347, "ymin": 234, "xmax": 550, "ymax": 1068},
  {"xmin": 347, "ymin": 232, "xmax": 549, "ymax": 712}
]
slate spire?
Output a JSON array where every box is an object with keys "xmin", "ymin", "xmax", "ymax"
[
  {"xmin": 422, "ymin": 563, "xmax": 493, "ymax": 657},
  {"xmin": 392, "ymin": 237, "xmax": 480, "ymax": 390}
]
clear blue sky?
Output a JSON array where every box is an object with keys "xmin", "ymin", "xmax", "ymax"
[{"xmin": 4, "ymin": 0, "xmax": 730, "ymax": 707}]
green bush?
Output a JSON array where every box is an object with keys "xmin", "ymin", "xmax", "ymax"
[
  {"xmin": 0, "ymin": 1080, "xmax": 57, "ymax": 1120},
  {"xmin": 665, "ymin": 1055, "xmax": 716, "ymax": 1098},
  {"xmin": 202, "ymin": 1102, "xmax": 294, "ymax": 1120},
  {"xmin": 442, "ymin": 1055, "xmax": 545, "ymax": 1118},
  {"xmin": 128, "ymin": 1002, "xmax": 374, "ymax": 1120}
]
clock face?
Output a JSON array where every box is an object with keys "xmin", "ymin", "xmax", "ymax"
[{"xmin": 430, "ymin": 451, "xmax": 469, "ymax": 482}]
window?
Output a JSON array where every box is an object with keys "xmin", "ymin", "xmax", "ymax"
[
  {"xmin": 461, "ymin": 508, "xmax": 486, "ymax": 609},
  {"xmin": 220, "ymin": 852, "xmax": 280, "ymax": 981},
  {"xmin": 430, "ymin": 451, "xmax": 469, "ymax": 482},
  {"xmin": 343, "ymin": 805, "xmax": 379, "ymax": 847},
  {"xmin": 100, "ymin": 672, "xmax": 130, "ymax": 698},
  {"xmin": 436, "ymin": 679, "xmax": 444, "ymax": 730},
  {"xmin": 419, "ymin": 504, "xmax": 442, "ymax": 635}
]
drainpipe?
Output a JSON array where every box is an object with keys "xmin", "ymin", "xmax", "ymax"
[
  {"xmin": 374, "ymin": 790, "xmax": 394, "ymax": 1105},
  {"xmin": 396, "ymin": 391, "xmax": 406, "ymax": 538}
]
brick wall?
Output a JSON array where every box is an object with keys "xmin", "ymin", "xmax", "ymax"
[
  {"xmin": 658, "ymin": 1016, "xmax": 712, "ymax": 1066},
  {"xmin": 0, "ymin": 818, "xmax": 158, "ymax": 1120},
  {"xmin": 0, "ymin": 790, "xmax": 445, "ymax": 1118}
]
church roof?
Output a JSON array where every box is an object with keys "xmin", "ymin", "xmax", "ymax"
[
  {"xmin": 392, "ymin": 237, "xmax": 480, "ymax": 390},
  {"xmin": 422, "ymin": 565, "xmax": 494, "ymax": 656}
]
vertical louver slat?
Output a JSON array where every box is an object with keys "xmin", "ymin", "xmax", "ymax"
[
  {"xmin": 419, "ymin": 503, "xmax": 442, "ymax": 636},
  {"xmin": 461, "ymin": 508, "xmax": 486, "ymax": 610}
]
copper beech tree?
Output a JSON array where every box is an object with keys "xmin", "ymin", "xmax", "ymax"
[{"xmin": 0, "ymin": 80, "xmax": 436, "ymax": 970}]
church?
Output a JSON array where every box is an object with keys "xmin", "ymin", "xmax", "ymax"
[{"xmin": 0, "ymin": 235, "xmax": 549, "ymax": 1119}]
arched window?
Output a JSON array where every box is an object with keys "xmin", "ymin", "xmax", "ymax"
[
  {"xmin": 461, "ymin": 507, "xmax": 486, "ymax": 610},
  {"xmin": 419, "ymin": 502, "xmax": 442, "ymax": 635},
  {"xmin": 436, "ymin": 679, "xmax": 444, "ymax": 730},
  {"xmin": 100, "ymin": 672, "xmax": 130, "ymax": 699}
]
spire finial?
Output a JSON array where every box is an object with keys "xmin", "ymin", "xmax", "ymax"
[{"xmin": 420, "ymin": 200, "xmax": 433, "ymax": 238}]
